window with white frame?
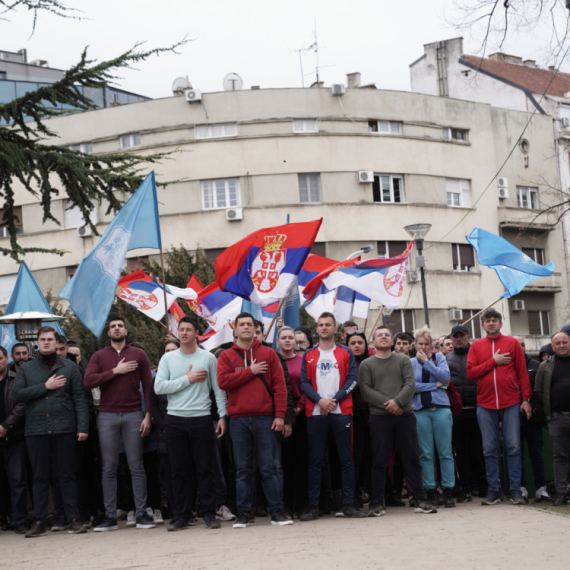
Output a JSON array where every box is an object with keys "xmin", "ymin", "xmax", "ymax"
[
  {"xmin": 69, "ymin": 142, "xmax": 93, "ymax": 154},
  {"xmin": 201, "ymin": 178, "xmax": 240, "ymax": 210},
  {"xmin": 522, "ymin": 247, "xmax": 545, "ymax": 265},
  {"xmin": 298, "ymin": 174, "xmax": 321, "ymax": 203},
  {"xmin": 372, "ymin": 175, "xmax": 404, "ymax": 203},
  {"xmin": 386, "ymin": 310, "xmax": 415, "ymax": 334},
  {"xmin": 195, "ymin": 123, "xmax": 237, "ymax": 139},
  {"xmin": 293, "ymin": 119, "xmax": 318, "ymax": 133},
  {"xmin": 120, "ymin": 133, "xmax": 141, "ymax": 149},
  {"xmin": 63, "ymin": 200, "xmax": 98, "ymax": 229},
  {"xmin": 443, "ymin": 127, "xmax": 468, "ymax": 141},
  {"xmin": 463, "ymin": 310, "xmax": 482, "ymax": 339},
  {"xmin": 377, "ymin": 241, "xmax": 409, "ymax": 258},
  {"xmin": 446, "ymin": 178, "xmax": 471, "ymax": 207},
  {"xmin": 451, "ymin": 243, "xmax": 476, "ymax": 272},
  {"xmin": 517, "ymin": 186, "xmax": 539, "ymax": 209},
  {"xmin": 368, "ymin": 120, "xmax": 402, "ymax": 134},
  {"xmin": 528, "ymin": 311, "xmax": 550, "ymax": 335}
]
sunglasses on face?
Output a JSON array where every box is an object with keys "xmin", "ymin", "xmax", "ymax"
[{"xmin": 346, "ymin": 330, "xmax": 364, "ymax": 336}]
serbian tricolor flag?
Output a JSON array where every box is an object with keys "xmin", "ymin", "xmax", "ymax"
[
  {"xmin": 216, "ymin": 219, "xmax": 322, "ymax": 305},
  {"xmin": 188, "ymin": 282, "xmax": 242, "ymax": 332},
  {"xmin": 199, "ymin": 324, "xmax": 234, "ymax": 351},
  {"xmin": 168, "ymin": 301, "xmax": 185, "ymax": 336},
  {"xmin": 303, "ymin": 241, "xmax": 413, "ymax": 309}
]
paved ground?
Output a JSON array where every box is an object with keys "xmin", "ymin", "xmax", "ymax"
[{"xmin": 2, "ymin": 502, "xmax": 570, "ymax": 570}]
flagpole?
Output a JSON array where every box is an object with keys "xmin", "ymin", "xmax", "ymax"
[
  {"xmin": 367, "ymin": 306, "xmax": 385, "ymax": 343},
  {"xmin": 159, "ymin": 248, "xmax": 170, "ymax": 333},
  {"xmin": 461, "ymin": 296, "xmax": 503, "ymax": 326},
  {"xmin": 265, "ymin": 297, "xmax": 287, "ymax": 342}
]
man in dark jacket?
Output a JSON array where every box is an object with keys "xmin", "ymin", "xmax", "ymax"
[
  {"xmin": 446, "ymin": 325, "xmax": 486, "ymax": 502},
  {"xmin": 514, "ymin": 337, "xmax": 550, "ymax": 503},
  {"xmin": 13, "ymin": 326, "xmax": 89, "ymax": 538},
  {"xmin": 0, "ymin": 345, "xmax": 28, "ymax": 533}
]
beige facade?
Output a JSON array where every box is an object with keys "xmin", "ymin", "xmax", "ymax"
[{"xmin": 2, "ymin": 84, "xmax": 568, "ymax": 350}]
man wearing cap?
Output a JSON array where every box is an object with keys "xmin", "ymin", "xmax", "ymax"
[{"xmin": 446, "ymin": 325, "xmax": 486, "ymax": 502}]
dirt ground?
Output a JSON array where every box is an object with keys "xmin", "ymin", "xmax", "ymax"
[{"xmin": 2, "ymin": 502, "xmax": 570, "ymax": 570}]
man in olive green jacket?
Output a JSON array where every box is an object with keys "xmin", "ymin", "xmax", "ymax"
[{"xmin": 13, "ymin": 326, "xmax": 88, "ymax": 537}]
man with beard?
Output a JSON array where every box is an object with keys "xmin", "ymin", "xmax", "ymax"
[{"xmin": 10, "ymin": 344, "xmax": 29, "ymax": 373}]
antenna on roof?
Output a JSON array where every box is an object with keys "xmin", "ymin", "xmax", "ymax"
[{"xmin": 172, "ymin": 76, "xmax": 192, "ymax": 96}]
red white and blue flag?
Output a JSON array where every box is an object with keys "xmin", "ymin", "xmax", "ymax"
[
  {"xmin": 303, "ymin": 242, "xmax": 413, "ymax": 309},
  {"xmin": 189, "ymin": 281, "xmax": 242, "ymax": 332},
  {"xmin": 168, "ymin": 301, "xmax": 185, "ymax": 336},
  {"xmin": 216, "ymin": 219, "xmax": 322, "ymax": 305},
  {"xmin": 199, "ymin": 324, "xmax": 234, "ymax": 351}
]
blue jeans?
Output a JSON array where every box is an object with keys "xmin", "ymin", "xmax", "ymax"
[
  {"xmin": 415, "ymin": 407, "xmax": 455, "ymax": 489},
  {"xmin": 230, "ymin": 416, "xmax": 283, "ymax": 516},
  {"xmin": 307, "ymin": 414, "xmax": 355, "ymax": 506},
  {"xmin": 477, "ymin": 404, "xmax": 521, "ymax": 492}
]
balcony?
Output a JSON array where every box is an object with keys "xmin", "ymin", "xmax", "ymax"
[
  {"xmin": 523, "ymin": 272, "xmax": 563, "ymax": 293},
  {"xmin": 498, "ymin": 206, "xmax": 559, "ymax": 231}
]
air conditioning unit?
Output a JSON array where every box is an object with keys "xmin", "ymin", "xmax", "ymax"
[
  {"xmin": 513, "ymin": 299, "xmax": 525, "ymax": 311},
  {"xmin": 448, "ymin": 308, "xmax": 464, "ymax": 321},
  {"xmin": 185, "ymin": 89, "xmax": 202, "ymax": 103},
  {"xmin": 226, "ymin": 207, "xmax": 243, "ymax": 221},
  {"xmin": 331, "ymin": 84, "xmax": 345, "ymax": 96},
  {"xmin": 407, "ymin": 270, "xmax": 421, "ymax": 283},
  {"xmin": 77, "ymin": 225, "xmax": 93, "ymax": 238},
  {"xmin": 498, "ymin": 176, "xmax": 508, "ymax": 188},
  {"xmin": 498, "ymin": 186, "xmax": 509, "ymax": 199},
  {"xmin": 358, "ymin": 170, "xmax": 374, "ymax": 183}
]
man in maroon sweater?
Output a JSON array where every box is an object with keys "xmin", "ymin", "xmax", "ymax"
[{"xmin": 84, "ymin": 316, "xmax": 155, "ymax": 531}]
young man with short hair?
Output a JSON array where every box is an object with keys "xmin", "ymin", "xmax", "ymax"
[
  {"xmin": 466, "ymin": 309, "xmax": 532, "ymax": 506},
  {"xmin": 217, "ymin": 312, "xmax": 292, "ymax": 528},
  {"xmin": 300, "ymin": 312, "xmax": 364, "ymax": 520},
  {"xmin": 85, "ymin": 316, "xmax": 155, "ymax": 531},
  {"xmin": 393, "ymin": 332, "xmax": 413, "ymax": 357},
  {"xmin": 440, "ymin": 335, "xmax": 454, "ymax": 356},
  {"xmin": 13, "ymin": 326, "xmax": 89, "ymax": 537},
  {"xmin": 155, "ymin": 315, "xmax": 227, "ymax": 531},
  {"xmin": 10, "ymin": 343, "xmax": 29, "ymax": 373}
]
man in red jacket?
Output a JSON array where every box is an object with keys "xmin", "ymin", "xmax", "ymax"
[
  {"xmin": 466, "ymin": 308, "xmax": 532, "ymax": 506},
  {"xmin": 217, "ymin": 312, "xmax": 292, "ymax": 528}
]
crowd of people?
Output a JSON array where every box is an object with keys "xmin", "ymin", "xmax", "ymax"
[{"xmin": 1, "ymin": 307, "xmax": 570, "ymax": 537}]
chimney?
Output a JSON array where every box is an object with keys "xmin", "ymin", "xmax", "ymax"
[
  {"xmin": 489, "ymin": 52, "xmax": 523, "ymax": 64},
  {"xmin": 523, "ymin": 60, "xmax": 537, "ymax": 68},
  {"xmin": 346, "ymin": 72, "xmax": 361, "ymax": 88}
]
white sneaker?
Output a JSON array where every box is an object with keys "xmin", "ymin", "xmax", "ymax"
[
  {"xmin": 216, "ymin": 505, "xmax": 236, "ymax": 521},
  {"xmin": 126, "ymin": 511, "xmax": 136, "ymax": 527},
  {"xmin": 334, "ymin": 509, "xmax": 344, "ymax": 518},
  {"xmin": 520, "ymin": 486, "xmax": 528, "ymax": 499},
  {"xmin": 535, "ymin": 486, "xmax": 552, "ymax": 502},
  {"xmin": 153, "ymin": 509, "xmax": 164, "ymax": 525}
]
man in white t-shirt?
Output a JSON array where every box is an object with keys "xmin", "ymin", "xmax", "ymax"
[{"xmin": 300, "ymin": 312, "xmax": 364, "ymax": 520}]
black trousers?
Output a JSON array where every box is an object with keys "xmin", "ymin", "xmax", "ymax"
[
  {"xmin": 27, "ymin": 433, "xmax": 79, "ymax": 523},
  {"xmin": 165, "ymin": 415, "xmax": 216, "ymax": 518},
  {"xmin": 452, "ymin": 408, "xmax": 487, "ymax": 493},
  {"xmin": 369, "ymin": 413, "xmax": 425, "ymax": 502},
  {"xmin": 282, "ymin": 413, "xmax": 309, "ymax": 512},
  {"xmin": 353, "ymin": 409, "xmax": 372, "ymax": 501},
  {"xmin": 0, "ymin": 440, "xmax": 28, "ymax": 525}
]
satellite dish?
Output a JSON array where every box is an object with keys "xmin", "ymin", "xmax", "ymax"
[
  {"xmin": 223, "ymin": 73, "xmax": 244, "ymax": 91},
  {"xmin": 172, "ymin": 76, "xmax": 192, "ymax": 96}
]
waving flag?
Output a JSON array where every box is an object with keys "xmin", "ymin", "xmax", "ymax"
[
  {"xmin": 189, "ymin": 282, "xmax": 242, "ymax": 332},
  {"xmin": 303, "ymin": 242, "xmax": 413, "ymax": 309},
  {"xmin": 216, "ymin": 219, "xmax": 322, "ymax": 305},
  {"xmin": 261, "ymin": 302, "xmax": 280, "ymax": 344},
  {"xmin": 199, "ymin": 323, "xmax": 234, "ymax": 351},
  {"xmin": 168, "ymin": 301, "xmax": 185, "ymax": 336},
  {"xmin": 59, "ymin": 172, "xmax": 162, "ymax": 337},
  {"xmin": 466, "ymin": 228, "xmax": 555, "ymax": 298}
]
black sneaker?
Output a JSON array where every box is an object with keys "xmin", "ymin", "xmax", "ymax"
[
  {"xmin": 553, "ymin": 493, "xmax": 568, "ymax": 507},
  {"xmin": 426, "ymin": 489, "xmax": 438, "ymax": 509},
  {"xmin": 232, "ymin": 513, "xmax": 250, "ymax": 528},
  {"xmin": 456, "ymin": 490, "xmax": 473, "ymax": 503},
  {"xmin": 167, "ymin": 515, "xmax": 193, "ymax": 531},
  {"xmin": 414, "ymin": 500, "xmax": 437, "ymax": 514},
  {"xmin": 50, "ymin": 516, "xmax": 67, "ymax": 532},
  {"xmin": 136, "ymin": 512, "xmax": 156, "ymax": 529},
  {"xmin": 510, "ymin": 489, "xmax": 525, "ymax": 505},
  {"xmin": 481, "ymin": 490, "xmax": 502, "ymax": 506},
  {"xmin": 15, "ymin": 523, "xmax": 30, "ymax": 535},
  {"xmin": 25, "ymin": 521, "xmax": 46, "ymax": 538},
  {"xmin": 299, "ymin": 506, "xmax": 319, "ymax": 522},
  {"xmin": 270, "ymin": 511, "xmax": 293, "ymax": 526},
  {"xmin": 203, "ymin": 513, "xmax": 221, "ymax": 529},
  {"xmin": 367, "ymin": 501, "xmax": 386, "ymax": 517},
  {"xmin": 94, "ymin": 517, "xmax": 119, "ymax": 532},
  {"xmin": 342, "ymin": 504, "xmax": 366, "ymax": 518},
  {"xmin": 67, "ymin": 518, "xmax": 87, "ymax": 534},
  {"xmin": 443, "ymin": 488, "xmax": 456, "ymax": 508}
]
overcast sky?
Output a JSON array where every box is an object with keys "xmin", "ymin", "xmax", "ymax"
[{"xmin": 2, "ymin": 0, "xmax": 567, "ymax": 99}]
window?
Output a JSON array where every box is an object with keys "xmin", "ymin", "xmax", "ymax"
[
  {"xmin": 373, "ymin": 175, "xmax": 404, "ymax": 203},
  {"xmin": 528, "ymin": 311, "xmax": 550, "ymax": 335},
  {"xmin": 310, "ymin": 242, "xmax": 326, "ymax": 257},
  {"xmin": 69, "ymin": 142, "xmax": 93, "ymax": 154},
  {"xmin": 195, "ymin": 123, "xmax": 237, "ymax": 139},
  {"xmin": 0, "ymin": 71, "xmax": 7, "ymax": 80},
  {"xmin": 463, "ymin": 310, "xmax": 482, "ymax": 339},
  {"xmin": 127, "ymin": 256, "xmax": 148, "ymax": 272},
  {"xmin": 298, "ymin": 174, "xmax": 321, "ymax": 204},
  {"xmin": 63, "ymin": 200, "xmax": 98, "ymax": 229},
  {"xmin": 293, "ymin": 119, "xmax": 318, "ymax": 133},
  {"xmin": 517, "ymin": 186, "xmax": 539, "ymax": 209},
  {"xmin": 0, "ymin": 206, "xmax": 23, "ymax": 238},
  {"xmin": 67, "ymin": 266, "xmax": 78, "ymax": 280},
  {"xmin": 368, "ymin": 120, "xmax": 402, "ymax": 134},
  {"xmin": 522, "ymin": 248, "xmax": 545, "ymax": 265},
  {"xmin": 377, "ymin": 241, "xmax": 408, "ymax": 258},
  {"xmin": 443, "ymin": 127, "xmax": 468, "ymax": 142},
  {"xmin": 451, "ymin": 243, "xmax": 476, "ymax": 272},
  {"xmin": 446, "ymin": 179, "xmax": 471, "ymax": 208},
  {"xmin": 386, "ymin": 310, "xmax": 415, "ymax": 335},
  {"xmin": 120, "ymin": 133, "xmax": 141, "ymax": 149},
  {"xmin": 201, "ymin": 178, "xmax": 240, "ymax": 210},
  {"xmin": 204, "ymin": 248, "xmax": 225, "ymax": 262}
]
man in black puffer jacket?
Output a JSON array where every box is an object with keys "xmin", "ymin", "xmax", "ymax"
[{"xmin": 446, "ymin": 326, "xmax": 486, "ymax": 502}]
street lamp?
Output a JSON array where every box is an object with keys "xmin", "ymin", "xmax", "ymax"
[
  {"xmin": 0, "ymin": 311, "xmax": 66, "ymax": 355},
  {"xmin": 404, "ymin": 223, "xmax": 432, "ymax": 327},
  {"xmin": 346, "ymin": 244, "xmax": 374, "ymax": 260}
]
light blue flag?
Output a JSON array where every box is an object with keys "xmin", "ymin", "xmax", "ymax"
[
  {"xmin": 0, "ymin": 261, "xmax": 65, "ymax": 358},
  {"xmin": 466, "ymin": 228, "xmax": 554, "ymax": 298},
  {"xmin": 59, "ymin": 172, "xmax": 162, "ymax": 337},
  {"xmin": 272, "ymin": 277, "xmax": 301, "ymax": 349},
  {"xmin": 240, "ymin": 299, "xmax": 263, "ymax": 323}
]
